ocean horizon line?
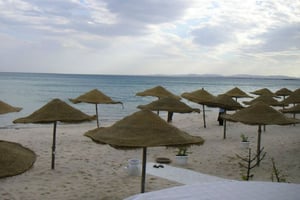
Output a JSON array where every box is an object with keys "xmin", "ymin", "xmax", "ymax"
[{"xmin": 1, "ymin": 71, "xmax": 299, "ymax": 80}]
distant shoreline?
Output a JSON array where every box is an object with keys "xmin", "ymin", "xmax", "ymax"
[{"xmin": 1, "ymin": 71, "xmax": 299, "ymax": 80}]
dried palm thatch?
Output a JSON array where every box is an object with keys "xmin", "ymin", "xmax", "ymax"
[
  {"xmin": 251, "ymin": 88, "xmax": 277, "ymax": 97},
  {"xmin": 0, "ymin": 100, "xmax": 22, "ymax": 114},
  {"xmin": 137, "ymin": 97, "xmax": 199, "ymax": 122},
  {"xmin": 14, "ymin": 99, "xmax": 96, "ymax": 124},
  {"xmin": 275, "ymin": 88, "xmax": 292, "ymax": 97},
  {"xmin": 181, "ymin": 88, "xmax": 215, "ymax": 128},
  {"xmin": 70, "ymin": 89, "xmax": 123, "ymax": 127},
  {"xmin": 281, "ymin": 104, "xmax": 300, "ymax": 114},
  {"xmin": 243, "ymin": 95, "xmax": 284, "ymax": 107},
  {"xmin": 223, "ymin": 101, "xmax": 299, "ymax": 125},
  {"xmin": 224, "ymin": 87, "xmax": 252, "ymax": 100},
  {"xmin": 181, "ymin": 88, "xmax": 215, "ymax": 105},
  {"xmin": 69, "ymin": 89, "xmax": 122, "ymax": 104},
  {"xmin": 138, "ymin": 97, "xmax": 199, "ymax": 113},
  {"xmin": 208, "ymin": 94, "xmax": 243, "ymax": 110},
  {"xmin": 14, "ymin": 98, "xmax": 96, "ymax": 169},
  {"xmin": 207, "ymin": 94, "xmax": 243, "ymax": 139},
  {"xmin": 0, "ymin": 140, "xmax": 36, "ymax": 178},
  {"xmin": 85, "ymin": 110, "xmax": 204, "ymax": 148},
  {"xmin": 136, "ymin": 85, "xmax": 181, "ymax": 100},
  {"xmin": 85, "ymin": 109, "xmax": 204, "ymax": 193},
  {"xmin": 222, "ymin": 101, "xmax": 299, "ymax": 165},
  {"xmin": 281, "ymin": 88, "xmax": 300, "ymax": 105}
]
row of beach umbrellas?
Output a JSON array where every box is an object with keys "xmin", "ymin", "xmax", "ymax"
[
  {"xmin": 1, "ymin": 86, "xmax": 299, "ymax": 193},
  {"xmin": 0, "ymin": 88, "xmax": 205, "ymax": 193}
]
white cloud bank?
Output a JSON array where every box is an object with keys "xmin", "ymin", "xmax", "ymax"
[{"xmin": 0, "ymin": 0, "xmax": 299, "ymax": 77}]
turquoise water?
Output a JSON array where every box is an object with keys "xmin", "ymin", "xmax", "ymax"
[{"xmin": 0, "ymin": 72, "xmax": 299, "ymax": 128}]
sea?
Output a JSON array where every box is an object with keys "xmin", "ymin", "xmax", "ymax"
[{"xmin": 0, "ymin": 72, "xmax": 299, "ymax": 128}]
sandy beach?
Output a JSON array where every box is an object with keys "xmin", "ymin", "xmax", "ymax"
[{"xmin": 0, "ymin": 109, "xmax": 299, "ymax": 200}]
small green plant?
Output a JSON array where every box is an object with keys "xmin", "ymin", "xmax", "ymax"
[
  {"xmin": 240, "ymin": 134, "xmax": 249, "ymax": 142},
  {"xmin": 176, "ymin": 147, "xmax": 190, "ymax": 156},
  {"xmin": 271, "ymin": 158, "xmax": 287, "ymax": 182}
]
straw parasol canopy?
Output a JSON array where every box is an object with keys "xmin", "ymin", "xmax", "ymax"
[
  {"xmin": 224, "ymin": 87, "xmax": 252, "ymax": 101},
  {"xmin": 281, "ymin": 104, "xmax": 300, "ymax": 114},
  {"xmin": 251, "ymin": 88, "xmax": 277, "ymax": 97},
  {"xmin": 281, "ymin": 88, "xmax": 300, "ymax": 105},
  {"xmin": 14, "ymin": 98, "xmax": 96, "ymax": 169},
  {"xmin": 181, "ymin": 88, "xmax": 215, "ymax": 128},
  {"xmin": 0, "ymin": 101, "xmax": 35, "ymax": 178},
  {"xmin": 136, "ymin": 85, "xmax": 181, "ymax": 100},
  {"xmin": 207, "ymin": 94, "xmax": 243, "ymax": 139},
  {"xmin": 137, "ymin": 97, "xmax": 200, "ymax": 122},
  {"xmin": 223, "ymin": 101, "xmax": 299, "ymax": 165},
  {"xmin": 208, "ymin": 94, "xmax": 243, "ymax": 111},
  {"xmin": 275, "ymin": 88, "xmax": 292, "ymax": 97},
  {"xmin": 0, "ymin": 100, "xmax": 22, "ymax": 114},
  {"xmin": 85, "ymin": 109, "xmax": 204, "ymax": 193},
  {"xmin": 281, "ymin": 104, "xmax": 300, "ymax": 120},
  {"xmin": 243, "ymin": 95, "xmax": 284, "ymax": 107},
  {"xmin": 0, "ymin": 140, "xmax": 36, "ymax": 178},
  {"xmin": 70, "ymin": 89, "xmax": 123, "ymax": 127}
]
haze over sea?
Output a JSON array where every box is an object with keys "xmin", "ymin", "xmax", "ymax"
[{"xmin": 0, "ymin": 72, "xmax": 299, "ymax": 128}]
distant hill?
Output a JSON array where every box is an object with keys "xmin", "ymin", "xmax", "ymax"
[{"xmin": 153, "ymin": 73, "xmax": 299, "ymax": 80}]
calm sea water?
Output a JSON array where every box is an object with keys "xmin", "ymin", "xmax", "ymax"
[{"xmin": 0, "ymin": 72, "xmax": 299, "ymax": 128}]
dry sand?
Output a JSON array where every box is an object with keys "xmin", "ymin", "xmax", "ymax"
[{"xmin": 0, "ymin": 110, "xmax": 299, "ymax": 200}]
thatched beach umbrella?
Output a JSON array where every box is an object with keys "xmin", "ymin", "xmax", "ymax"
[
  {"xmin": 208, "ymin": 94, "xmax": 243, "ymax": 111},
  {"xmin": 275, "ymin": 88, "xmax": 292, "ymax": 109},
  {"xmin": 251, "ymin": 88, "xmax": 277, "ymax": 97},
  {"xmin": 181, "ymin": 88, "xmax": 215, "ymax": 128},
  {"xmin": 243, "ymin": 95, "xmax": 284, "ymax": 107},
  {"xmin": 223, "ymin": 101, "xmax": 299, "ymax": 165},
  {"xmin": 137, "ymin": 97, "xmax": 200, "ymax": 122},
  {"xmin": 14, "ymin": 99, "xmax": 96, "ymax": 169},
  {"xmin": 224, "ymin": 87, "xmax": 252, "ymax": 101},
  {"xmin": 85, "ymin": 110, "xmax": 204, "ymax": 193},
  {"xmin": 208, "ymin": 94, "xmax": 243, "ymax": 139},
  {"xmin": 70, "ymin": 89, "xmax": 123, "ymax": 127},
  {"xmin": 281, "ymin": 104, "xmax": 300, "ymax": 114},
  {"xmin": 281, "ymin": 104, "xmax": 300, "ymax": 120},
  {"xmin": 136, "ymin": 85, "xmax": 181, "ymax": 100},
  {"xmin": 281, "ymin": 88, "xmax": 300, "ymax": 105},
  {"xmin": 0, "ymin": 100, "xmax": 22, "ymax": 114},
  {"xmin": 0, "ymin": 140, "xmax": 36, "ymax": 178},
  {"xmin": 275, "ymin": 88, "xmax": 292, "ymax": 98},
  {"xmin": 0, "ymin": 100, "xmax": 35, "ymax": 178}
]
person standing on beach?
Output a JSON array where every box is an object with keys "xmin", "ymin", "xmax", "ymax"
[{"xmin": 218, "ymin": 108, "xmax": 225, "ymax": 126}]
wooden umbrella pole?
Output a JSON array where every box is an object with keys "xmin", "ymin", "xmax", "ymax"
[
  {"xmin": 95, "ymin": 104, "xmax": 99, "ymax": 128},
  {"xmin": 223, "ymin": 110, "xmax": 227, "ymax": 139},
  {"xmin": 202, "ymin": 104, "xmax": 206, "ymax": 128},
  {"xmin": 141, "ymin": 147, "xmax": 147, "ymax": 193},
  {"xmin": 257, "ymin": 125, "xmax": 262, "ymax": 166},
  {"xmin": 51, "ymin": 121, "xmax": 57, "ymax": 170}
]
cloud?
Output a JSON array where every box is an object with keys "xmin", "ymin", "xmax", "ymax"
[
  {"xmin": 0, "ymin": 0, "xmax": 300, "ymax": 77},
  {"xmin": 106, "ymin": 0, "xmax": 188, "ymax": 24},
  {"xmin": 191, "ymin": 25, "xmax": 235, "ymax": 47},
  {"xmin": 253, "ymin": 23, "xmax": 300, "ymax": 52}
]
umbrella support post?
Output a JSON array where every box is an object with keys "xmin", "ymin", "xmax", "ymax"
[
  {"xmin": 202, "ymin": 104, "xmax": 206, "ymax": 128},
  {"xmin": 141, "ymin": 147, "xmax": 147, "ymax": 193},
  {"xmin": 257, "ymin": 125, "xmax": 262, "ymax": 166},
  {"xmin": 95, "ymin": 104, "xmax": 99, "ymax": 128},
  {"xmin": 51, "ymin": 121, "xmax": 57, "ymax": 170},
  {"xmin": 223, "ymin": 120, "xmax": 227, "ymax": 139},
  {"xmin": 223, "ymin": 110, "xmax": 227, "ymax": 139}
]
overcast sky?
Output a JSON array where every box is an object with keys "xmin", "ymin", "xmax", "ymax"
[{"xmin": 1, "ymin": 0, "xmax": 300, "ymax": 77}]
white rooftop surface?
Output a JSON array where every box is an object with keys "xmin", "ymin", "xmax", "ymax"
[
  {"xmin": 146, "ymin": 162, "xmax": 228, "ymax": 184},
  {"xmin": 125, "ymin": 181, "xmax": 300, "ymax": 200},
  {"xmin": 124, "ymin": 162, "xmax": 299, "ymax": 200}
]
